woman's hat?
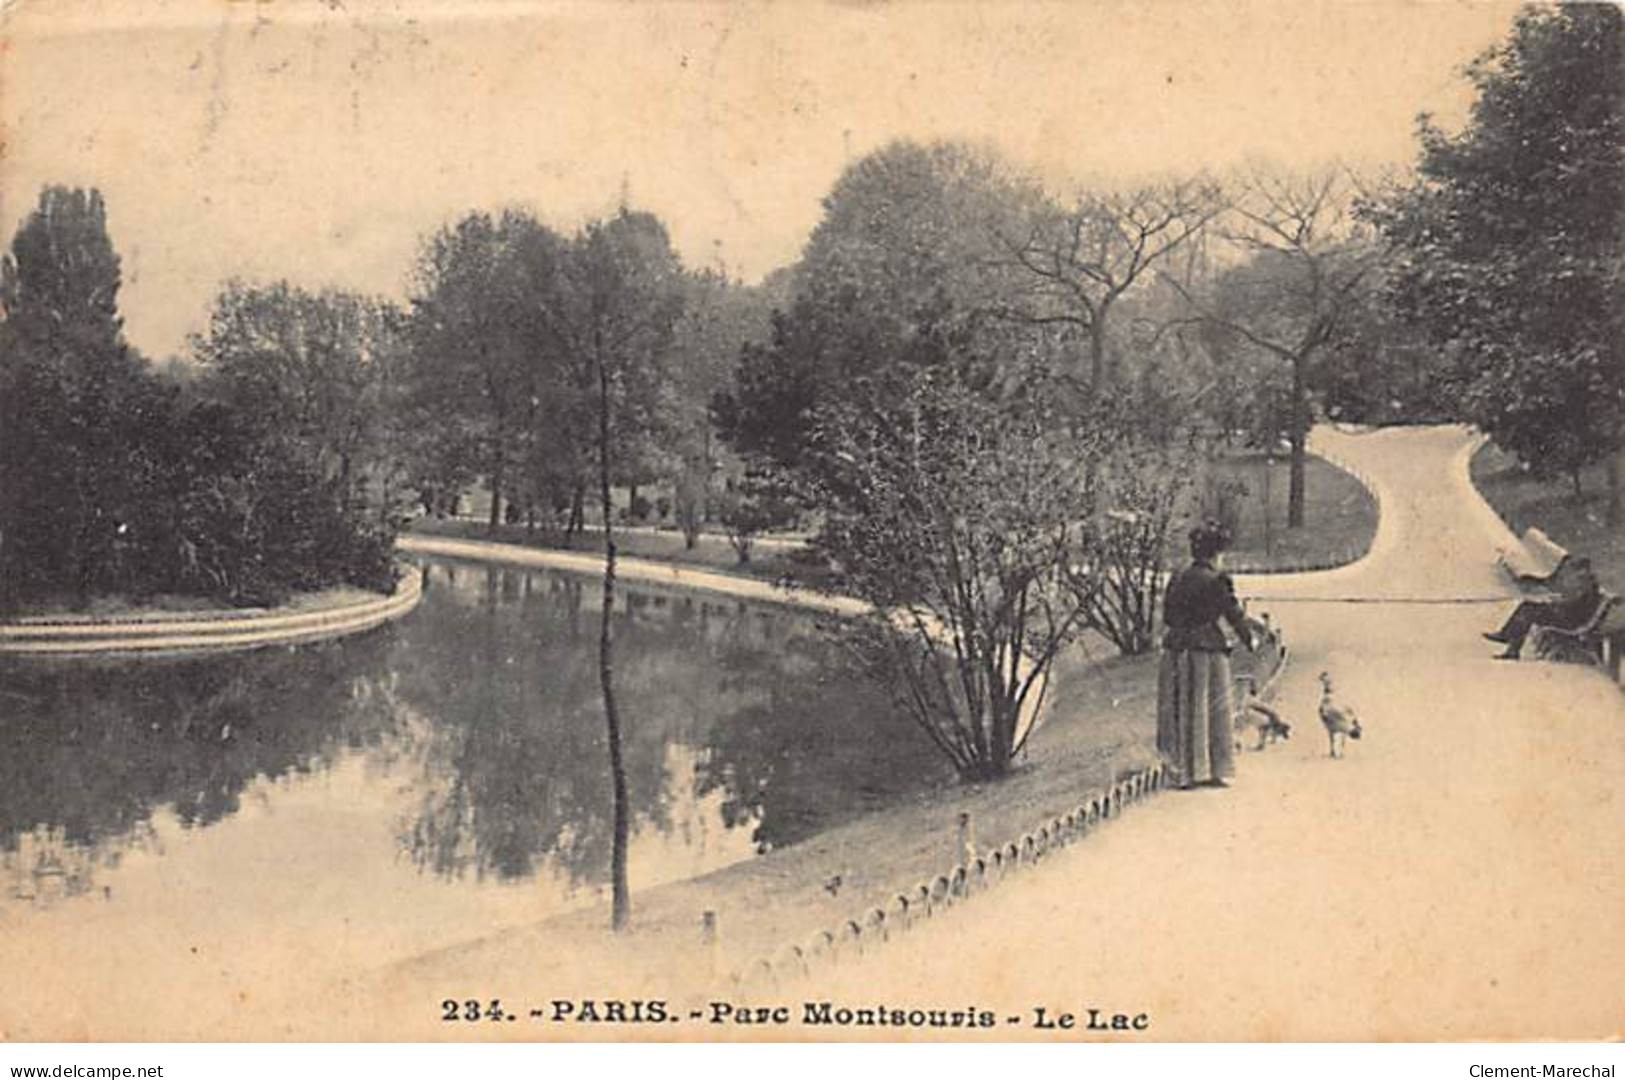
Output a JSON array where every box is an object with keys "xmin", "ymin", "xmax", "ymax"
[{"xmin": 1189, "ymin": 519, "xmax": 1232, "ymax": 553}]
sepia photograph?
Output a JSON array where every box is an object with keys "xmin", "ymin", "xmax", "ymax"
[{"xmin": 0, "ymin": 0, "xmax": 1621, "ymax": 1054}]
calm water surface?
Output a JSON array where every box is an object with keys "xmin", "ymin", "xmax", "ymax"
[{"xmin": 0, "ymin": 559, "xmax": 940, "ymax": 973}]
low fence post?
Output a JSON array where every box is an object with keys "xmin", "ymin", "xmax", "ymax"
[
  {"xmin": 957, "ymin": 810, "xmax": 976, "ymax": 866},
  {"xmin": 701, "ymin": 909, "xmax": 720, "ymax": 979}
]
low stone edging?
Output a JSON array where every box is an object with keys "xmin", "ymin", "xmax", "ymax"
[
  {"xmin": 0, "ymin": 566, "xmax": 423, "ymax": 658},
  {"xmin": 398, "ymin": 533, "xmax": 862, "ymax": 616}
]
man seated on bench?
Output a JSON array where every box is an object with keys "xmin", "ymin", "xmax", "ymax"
[{"xmin": 1484, "ymin": 555, "xmax": 1602, "ymax": 660}]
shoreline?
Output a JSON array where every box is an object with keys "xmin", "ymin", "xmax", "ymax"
[
  {"xmin": 0, "ymin": 565, "xmax": 423, "ymax": 658},
  {"xmin": 370, "ymin": 533, "xmax": 1288, "ymax": 1000}
]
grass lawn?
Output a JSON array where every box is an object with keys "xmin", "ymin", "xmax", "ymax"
[
  {"xmin": 417, "ymin": 448, "xmax": 1379, "ymax": 583},
  {"xmin": 4, "ymin": 581, "xmax": 389, "ymax": 622},
  {"xmin": 1207, "ymin": 451, "xmax": 1379, "ymax": 573},
  {"xmin": 1469, "ymin": 442, "xmax": 1625, "ymax": 596}
]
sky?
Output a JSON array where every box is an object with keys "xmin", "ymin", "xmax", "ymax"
[{"xmin": 0, "ymin": 0, "xmax": 1524, "ymax": 361}]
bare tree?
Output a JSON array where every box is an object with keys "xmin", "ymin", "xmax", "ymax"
[
  {"xmin": 999, "ymin": 178, "xmax": 1226, "ymax": 392},
  {"xmin": 1164, "ymin": 167, "xmax": 1381, "ymax": 527}
]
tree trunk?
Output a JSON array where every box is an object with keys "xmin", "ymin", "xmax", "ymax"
[
  {"xmin": 1089, "ymin": 319, "xmax": 1107, "ymax": 394},
  {"xmin": 568, "ymin": 482, "xmax": 585, "ymax": 544},
  {"xmin": 487, "ymin": 461, "xmax": 502, "ymax": 535},
  {"xmin": 1288, "ymin": 358, "xmax": 1308, "ymax": 529},
  {"xmin": 989, "ymin": 698, "xmax": 1013, "ymax": 778},
  {"xmin": 596, "ymin": 343, "xmax": 631, "ymax": 933},
  {"xmin": 702, "ymin": 426, "xmax": 714, "ymax": 525},
  {"xmin": 1607, "ymin": 448, "xmax": 1621, "ymax": 528},
  {"xmin": 1262, "ymin": 452, "xmax": 1275, "ymax": 556}
]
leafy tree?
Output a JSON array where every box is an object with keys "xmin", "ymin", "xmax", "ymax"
[
  {"xmin": 191, "ymin": 282, "xmax": 412, "ymax": 524},
  {"xmin": 717, "ymin": 467, "xmax": 798, "ymax": 565},
  {"xmin": 1314, "ymin": 266, "xmax": 1452, "ymax": 426},
  {"xmin": 407, "ymin": 211, "xmax": 573, "ymax": 532},
  {"xmin": 714, "ymin": 140, "xmax": 1041, "ymax": 470},
  {"xmin": 813, "ymin": 358, "xmax": 1108, "ymax": 780},
  {"xmin": 667, "ymin": 269, "xmax": 776, "ymax": 547},
  {"xmin": 0, "ymin": 186, "xmax": 153, "ymax": 608},
  {"xmin": 1369, "ymin": 2, "xmax": 1624, "ymax": 520}
]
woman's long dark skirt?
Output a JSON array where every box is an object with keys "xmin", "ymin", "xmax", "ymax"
[{"xmin": 1156, "ymin": 648, "xmax": 1237, "ymax": 787}]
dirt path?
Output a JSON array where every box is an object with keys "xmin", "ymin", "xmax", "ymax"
[{"xmin": 808, "ymin": 424, "xmax": 1625, "ymax": 1040}]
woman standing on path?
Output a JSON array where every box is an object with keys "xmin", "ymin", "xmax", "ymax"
[{"xmin": 1157, "ymin": 521, "xmax": 1256, "ymax": 790}]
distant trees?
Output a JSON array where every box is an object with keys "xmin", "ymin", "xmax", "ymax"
[
  {"xmin": 1369, "ymin": 2, "xmax": 1624, "ymax": 522},
  {"xmin": 669, "ymin": 269, "xmax": 777, "ymax": 548},
  {"xmin": 192, "ymin": 281, "xmax": 414, "ymax": 525},
  {"xmin": 0, "ymin": 186, "xmax": 399, "ymax": 612},
  {"xmin": 406, "ymin": 211, "xmax": 577, "ymax": 532}
]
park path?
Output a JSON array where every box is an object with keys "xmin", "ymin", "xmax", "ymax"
[{"xmin": 809, "ymin": 424, "xmax": 1625, "ymax": 1040}]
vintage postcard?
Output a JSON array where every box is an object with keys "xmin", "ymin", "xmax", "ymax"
[{"xmin": 1, "ymin": 0, "xmax": 1621, "ymax": 1049}]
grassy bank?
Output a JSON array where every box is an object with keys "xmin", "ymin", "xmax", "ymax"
[
  {"xmin": 1208, "ymin": 450, "xmax": 1379, "ymax": 573},
  {"xmin": 5, "ymin": 581, "xmax": 390, "ymax": 622},
  {"xmin": 1469, "ymin": 442, "xmax": 1624, "ymax": 595}
]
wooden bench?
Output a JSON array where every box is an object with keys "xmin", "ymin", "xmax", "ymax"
[{"xmin": 1529, "ymin": 591, "xmax": 1622, "ymax": 675}]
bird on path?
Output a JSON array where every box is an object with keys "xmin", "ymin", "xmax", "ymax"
[{"xmin": 1317, "ymin": 671, "xmax": 1362, "ymax": 758}]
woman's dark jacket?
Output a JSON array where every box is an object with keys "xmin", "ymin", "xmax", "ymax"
[{"xmin": 1162, "ymin": 560, "xmax": 1253, "ymax": 653}]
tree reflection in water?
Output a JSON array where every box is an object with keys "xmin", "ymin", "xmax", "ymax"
[
  {"xmin": 697, "ymin": 618, "xmax": 953, "ymax": 854},
  {"xmin": 0, "ymin": 559, "xmax": 939, "ymax": 913},
  {"xmin": 0, "ymin": 631, "xmax": 405, "ymax": 904},
  {"xmin": 394, "ymin": 565, "xmax": 790, "ymax": 889}
]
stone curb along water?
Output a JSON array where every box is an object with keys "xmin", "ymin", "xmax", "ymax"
[{"xmin": 0, "ymin": 564, "xmax": 423, "ymax": 657}]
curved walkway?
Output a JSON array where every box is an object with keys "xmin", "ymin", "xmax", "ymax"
[{"xmin": 810, "ymin": 424, "xmax": 1624, "ymax": 1040}]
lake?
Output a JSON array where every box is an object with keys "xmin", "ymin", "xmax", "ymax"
[{"xmin": 0, "ymin": 558, "xmax": 944, "ymax": 988}]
